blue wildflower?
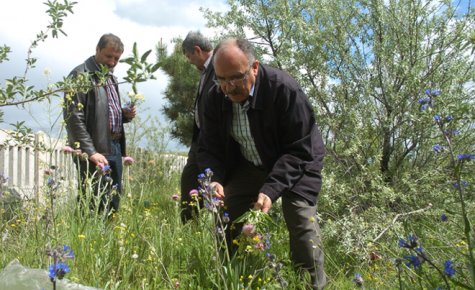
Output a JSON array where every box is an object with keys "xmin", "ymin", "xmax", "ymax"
[
  {"xmin": 445, "ymin": 115, "xmax": 453, "ymax": 122},
  {"xmin": 399, "ymin": 234, "xmax": 418, "ymax": 249},
  {"xmin": 425, "ymin": 89, "xmax": 441, "ymax": 96},
  {"xmin": 433, "ymin": 144, "xmax": 444, "ymax": 153},
  {"xmin": 197, "ymin": 173, "xmax": 206, "ymax": 180},
  {"xmin": 204, "ymin": 168, "xmax": 213, "ymax": 177},
  {"xmin": 353, "ymin": 273, "xmax": 364, "ymax": 287},
  {"xmin": 48, "ymin": 262, "xmax": 70, "ymax": 280},
  {"xmin": 440, "ymin": 214, "xmax": 448, "ymax": 222},
  {"xmin": 404, "ymin": 255, "xmax": 423, "ymax": 268},
  {"xmin": 444, "ymin": 260, "xmax": 455, "ymax": 277},
  {"xmin": 453, "ymin": 181, "xmax": 469, "ymax": 188},
  {"xmin": 433, "ymin": 114, "xmax": 441, "ymax": 123},
  {"xmin": 418, "ymin": 97, "xmax": 431, "ymax": 104},
  {"xmin": 421, "ymin": 104, "xmax": 429, "ymax": 110},
  {"xmin": 63, "ymin": 245, "xmax": 75, "ymax": 259},
  {"xmin": 457, "ymin": 154, "xmax": 475, "ymax": 161}
]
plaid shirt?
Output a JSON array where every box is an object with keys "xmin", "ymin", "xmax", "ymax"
[
  {"xmin": 104, "ymin": 76, "xmax": 122, "ymax": 134},
  {"xmin": 230, "ymin": 86, "xmax": 262, "ymax": 166}
]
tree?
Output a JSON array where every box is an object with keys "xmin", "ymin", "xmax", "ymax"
[
  {"xmin": 0, "ymin": 0, "xmax": 159, "ymax": 146},
  {"xmin": 156, "ymin": 38, "xmax": 201, "ymax": 147},
  {"xmin": 201, "ymin": 0, "xmax": 475, "ymax": 262}
]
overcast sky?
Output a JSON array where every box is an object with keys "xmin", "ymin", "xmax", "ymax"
[{"xmin": 0, "ymin": 0, "xmax": 227, "ymax": 151}]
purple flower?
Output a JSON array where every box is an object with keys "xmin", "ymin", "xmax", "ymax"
[
  {"xmin": 171, "ymin": 194, "xmax": 179, "ymax": 201},
  {"xmin": 433, "ymin": 114, "xmax": 442, "ymax": 123},
  {"xmin": 425, "ymin": 89, "xmax": 441, "ymax": 96},
  {"xmin": 242, "ymin": 224, "xmax": 256, "ymax": 237},
  {"xmin": 433, "ymin": 144, "xmax": 444, "ymax": 153},
  {"xmin": 123, "ymin": 156, "xmax": 135, "ymax": 166},
  {"xmin": 457, "ymin": 154, "xmax": 475, "ymax": 161},
  {"xmin": 189, "ymin": 189, "xmax": 199, "ymax": 198}
]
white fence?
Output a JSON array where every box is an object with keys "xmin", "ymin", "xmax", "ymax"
[
  {"xmin": 0, "ymin": 130, "xmax": 75, "ymax": 202},
  {"xmin": 0, "ymin": 130, "xmax": 188, "ymax": 202}
]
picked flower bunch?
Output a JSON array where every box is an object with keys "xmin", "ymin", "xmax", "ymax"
[{"xmin": 126, "ymin": 90, "xmax": 145, "ymax": 109}]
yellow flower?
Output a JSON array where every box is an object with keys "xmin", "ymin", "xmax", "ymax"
[
  {"xmin": 77, "ymin": 102, "xmax": 84, "ymax": 111},
  {"xmin": 233, "ymin": 239, "xmax": 239, "ymax": 246},
  {"xmin": 78, "ymin": 234, "xmax": 86, "ymax": 239}
]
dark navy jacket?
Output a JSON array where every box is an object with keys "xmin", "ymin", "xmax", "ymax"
[{"xmin": 198, "ymin": 64, "xmax": 325, "ymax": 204}]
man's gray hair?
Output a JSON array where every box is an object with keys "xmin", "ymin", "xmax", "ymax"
[
  {"xmin": 97, "ymin": 33, "xmax": 124, "ymax": 52},
  {"xmin": 182, "ymin": 31, "xmax": 213, "ymax": 54},
  {"xmin": 214, "ymin": 38, "xmax": 256, "ymax": 66}
]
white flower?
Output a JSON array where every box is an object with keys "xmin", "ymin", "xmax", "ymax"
[
  {"xmin": 128, "ymin": 91, "xmax": 135, "ymax": 97},
  {"xmin": 132, "ymin": 253, "xmax": 139, "ymax": 259},
  {"xmin": 43, "ymin": 68, "xmax": 51, "ymax": 76}
]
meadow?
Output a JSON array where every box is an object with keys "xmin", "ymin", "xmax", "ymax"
[{"xmin": 0, "ymin": 138, "xmax": 473, "ymax": 290}]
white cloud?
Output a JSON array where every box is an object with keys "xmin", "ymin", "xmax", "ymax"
[{"xmin": 0, "ymin": 0, "xmax": 227, "ymax": 150}]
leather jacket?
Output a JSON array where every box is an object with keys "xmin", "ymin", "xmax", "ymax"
[{"xmin": 63, "ymin": 56, "xmax": 128, "ymax": 157}]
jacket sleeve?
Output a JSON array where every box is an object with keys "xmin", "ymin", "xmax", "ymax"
[
  {"xmin": 63, "ymin": 69, "xmax": 97, "ymax": 156},
  {"xmin": 259, "ymin": 84, "xmax": 324, "ymax": 203},
  {"xmin": 196, "ymin": 86, "xmax": 227, "ymax": 184}
]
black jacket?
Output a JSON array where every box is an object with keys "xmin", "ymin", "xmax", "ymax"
[
  {"xmin": 63, "ymin": 56, "xmax": 129, "ymax": 157},
  {"xmin": 198, "ymin": 64, "xmax": 325, "ymax": 204}
]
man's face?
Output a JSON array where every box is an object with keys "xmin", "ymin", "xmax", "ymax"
[
  {"xmin": 95, "ymin": 43, "xmax": 123, "ymax": 72},
  {"xmin": 214, "ymin": 45, "xmax": 258, "ymax": 104},
  {"xmin": 184, "ymin": 47, "xmax": 205, "ymax": 71}
]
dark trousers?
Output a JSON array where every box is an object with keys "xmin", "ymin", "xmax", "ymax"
[
  {"xmin": 74, "ymin": 141, "xmax": 123, "ymax": 213},
  {"xmin": 180, "ymin": 146, "xmax": 203, "ymax": 223},
  {"xmin": 224, "ymin": 158, "xmax": 326, "ymax": 289}
]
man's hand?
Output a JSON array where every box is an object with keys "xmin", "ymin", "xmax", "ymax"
[
  {"xmin": 89, "ymin": 153, "xmax": 108, "ymax": 167},
  {"xmin": 123, "ymin": 105, "xmax": 136, "ymax": 120},
  {"xmin": 254, "ymin": 193, "xmax": 272, "ymax": 213},
  {"xmin": 210, "ymin": 181, "xmax": 224, "ymax": 199}
]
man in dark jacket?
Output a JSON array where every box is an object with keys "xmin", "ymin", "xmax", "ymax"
[
  {"xmin": 180, "ymin": 31, "xmax": 215, "ymax": 223},
  {"xmin": 63, "ymin": 33, "xmax": 136, "ymax": 214},
  {"xmin": 198, "ymin": 38, "xmax": 326, "ymax": 289}
]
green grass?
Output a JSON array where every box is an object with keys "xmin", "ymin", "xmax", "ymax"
[{"xmin": 0, "ymin": 155, "xmax": 473, "ymax": 290}]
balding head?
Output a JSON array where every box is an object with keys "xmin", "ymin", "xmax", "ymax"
[{"xmin": 212, "ymin": 38, "xmax": 259, "ymax": 104}]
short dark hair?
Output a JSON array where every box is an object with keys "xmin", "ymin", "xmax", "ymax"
[
  {"xmin": 97, "ymin": 33, "xmax": 124, "ymax": 52},
  {"xmin": 182, "ymin": 31, "xmax": 213, "ymax": 54}
]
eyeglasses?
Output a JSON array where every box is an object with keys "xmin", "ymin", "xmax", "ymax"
[{"xmin": 213, "ymin": 68, "xmax": 251, "ymax": 87}]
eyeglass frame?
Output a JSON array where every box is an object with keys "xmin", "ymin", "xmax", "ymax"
[{"xmin": 213, "ymin": 67, "xmax": 252, "ymax": 87}]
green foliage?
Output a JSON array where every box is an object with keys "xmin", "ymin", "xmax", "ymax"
[{"xmin": 155, "ymin": 39, "xmax": 201, "ymax": 146}]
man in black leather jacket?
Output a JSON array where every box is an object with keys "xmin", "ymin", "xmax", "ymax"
[
  {"xmin": 179, "ymin": 31, "xmax": 215, "ymax": 223},
  {"xmin": 198, "ymin": 38, "xmax": 326, "ymax": 289},
  {"xmin": 63, "ymin": 33, "xmax": 136, "ymax": 214}
]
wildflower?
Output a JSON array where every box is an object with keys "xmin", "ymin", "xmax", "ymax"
[
  {"xmin": 433, "ymin": 114, "xmax": 441, "ymax": 123},
  {"xmin": 62, "ymin": 146, "xmax": 74, "ymax": 154},
  {"xmin": 78, "ymin": 234, "xmax": 86, "ymax": 239},
  {"xmin": 425, "ymin": 88, "xmax": 441, "ymax": 96},
  {"xmin": 457, "ymin": 154, "xmax": 475, "ymax": 161},
  {"xmin": 43, "ymin": 67, "xmax": 51, "ymax": 76},
  {"xmin": 353, "ymin": 273, "xmax": 364, "ymax": 287},
  {"xmin": 433, "ymin": 144, "xmax": 444, "ymax": 153},
  {"xmin": 440, "ymin": 213, "xmax": 448, "ymax": 222},
  {"xmin": 444, "ymin": 260, "xmax": 455, "ymax": 277},
  {"xmin": 171, "ymin": 194, "xmax": 179, "ymax": 201},
  {"xmin": 445, "ymin": 115, "xmax": 453, "ymax": 122},
  {"xmin": 398, "ymin": 234, "xmax": 418, "ymax": 249},
  {"xmin": 48, "ymin": 262, "xmax": 70, "ymax": 280},
  {"xmin": 418, "ymin": 97, "xmax": 431, "ymax": 105},
  {"xmin": 123, "ymin": 156, "xmax": 135, "ymax": 166},
  {"xmin": 223, "ymin": 212, "xmax": 230, "ymax": 223},
  {"xmin": 242, "ymin": 224, "xmax": 256, "ymax": 237},
  {"xmin": 189, "ymin": 189, "xmax": 199, "ymax": 198},
  {"xmin": 132, "ymin": 253, "xmax": 139, "ymax": 259},
  {"xmin": 404, "ymin": 254, "xmax": 423, "ymax": 268}
]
